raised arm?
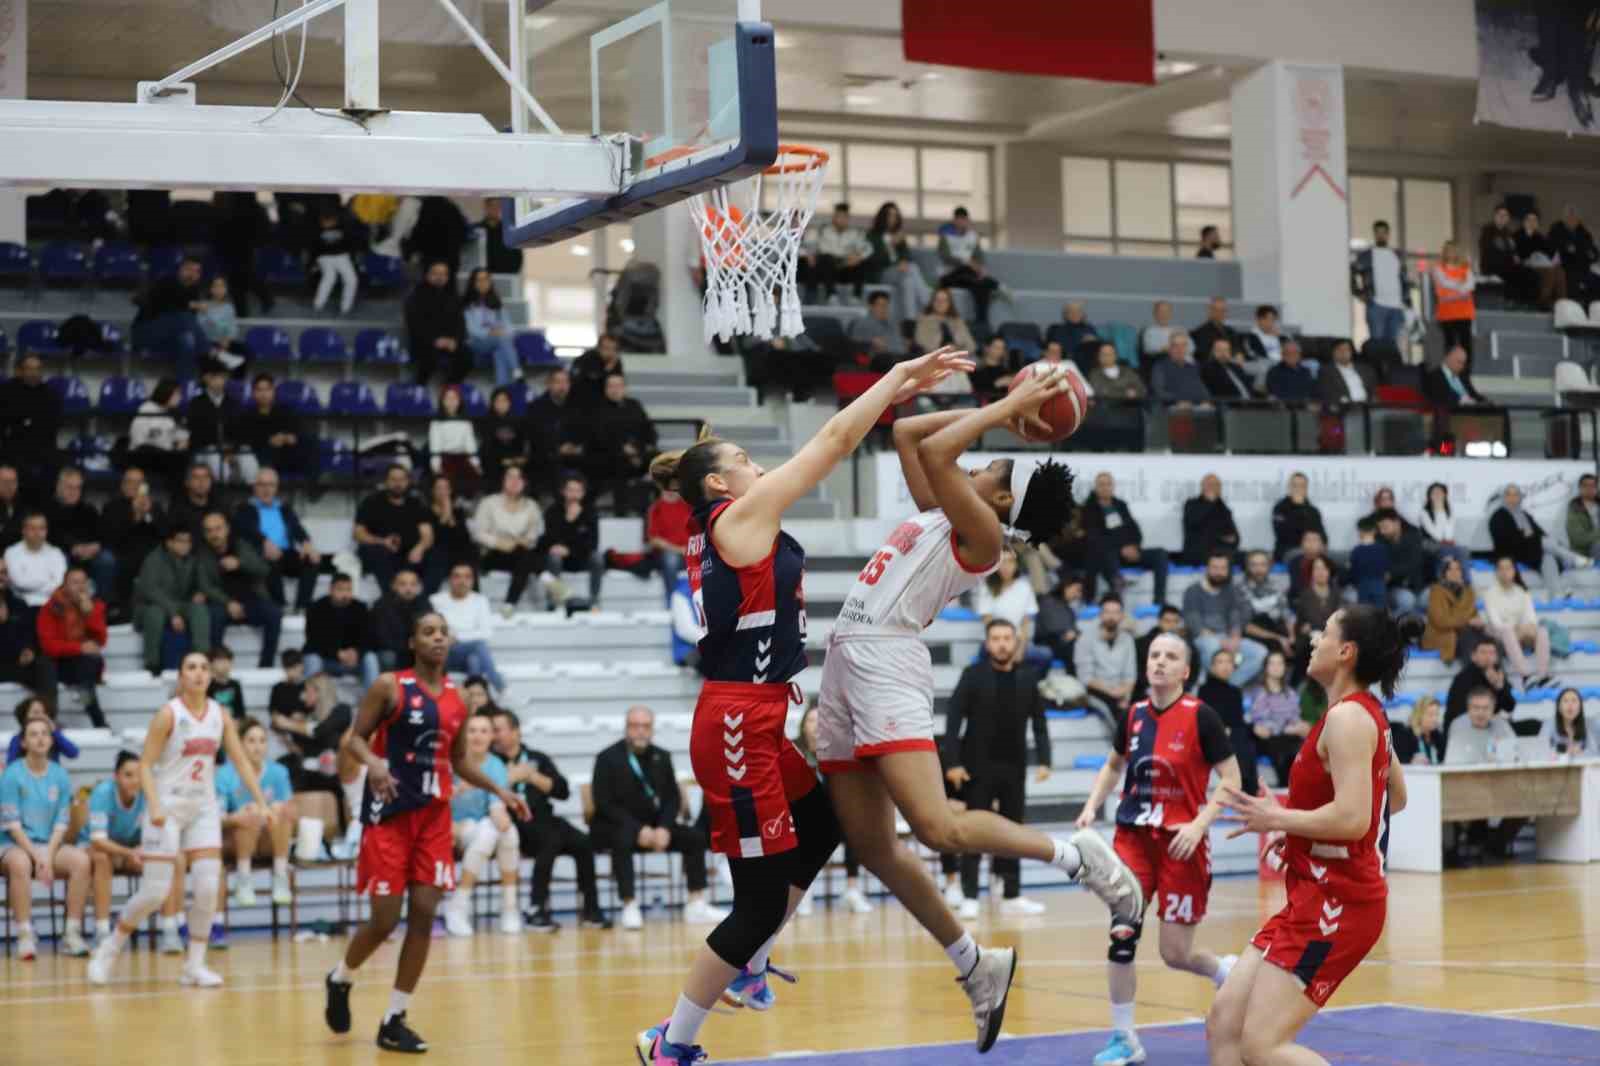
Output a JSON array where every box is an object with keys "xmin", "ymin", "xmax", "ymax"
[{"xmin": 892, "ymin": 409, "xmax": 974, "ymax": 513}]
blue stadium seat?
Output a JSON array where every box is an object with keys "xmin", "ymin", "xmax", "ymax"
[
  {"xmin": 361, "ymin": 253, "xmax": 408, "ymax": 295},
  {"xmin": 246, "ymin": 326, "xmax": 295, "ymax": 363},
  {"xmin": 385, "ymin": 383, "xmax": 432, "ymax": 416},
  {"xmin": 99, "ymin": 321, "xmax": 126, "ymax": 352},
  {"xmin": 180, "ymin": 380, "xmax": 202, "ymax": 408},
  {"xmin": 39, "ymin": 242, "xmax": 92, "ymax": 286},
  {"xmin": 47, "ymin": 375, "xmax": 91, "ymax": 413},
  {"xmin": 319, "ymin": 439, "xmax": 355, "ymax": 476},
  {"xmin": 0, "ymin": 327, "xmax": 7, "ymax": 356},
  {"xmin": 17, "ymin": 320, "xmax": 65, "ymax": 356},
  {"xmin": 329, "ymin": 381, "xmax": 380, "ymax": 416},
  {"xmin": 355, "ymin": 328, "xmax": 408, "ymax": 365},
  {"xmin": 226, "ymin": 379, "xmax": 247, "ymax": 406},
  {"xmin": 457, "ymin": 382, "xmax": 488, "ymax": 417},
  {"xmin": 275, "ymin": 380, "xmax": 322, "ymax": 414},
  {"xmin": 0, "ymin": 242, "xmax": 31, "ymax": 285},
  {"xmin": 298, "ymin": 327, "xmax": 347, "ymax": 364},
  {"xmin": 146, "ymin": 245, "xmax": 185, "ymax": 279},
  {"xmin": 93, "ymin": 241, "xmax": 145, "ymax": 286},
  {"xmin": 256, "ymin": 246, "xmax": 306, "ymax": 287},
  {"xmin": 514, "ymin": 330, "xmax": 559, "ymax": 368},
  {"xmin": 98, "ymin": 376, "xmax": 148, "ymax": 414},
  {"xmin": 999, "ymin": 321, "xmax": 1043, "ymax": 362},
  {"xmin": 506, "ymin": 379, "xmax": 531, "ymax": 415}
]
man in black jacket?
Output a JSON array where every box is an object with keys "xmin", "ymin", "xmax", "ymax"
[
  {"xmin": 941, "ymin": 620, "xmax": 1051, "ymax": 913},
  {"xmin": 1187, "ymin": 296, "xmax": 1237, "ymax": 362},
  {"xmin": 238, "ymin": 374, "xmax": 316, "ymax": 480},
  {"xmin": 570, "ymin": 333, "xmax": 625, "ymax": 408},
  {"xmin": 1081, "ymin": 471, "xmax": 1169, "ymax": 605},
  {"xmin": 353, "ymin": 465, "xmax": 437, "ymax": 594},
  {"xmin": 44, "ymin": 466, "xmax": 116, "ymax": 609},
  {"xmin": 364, "ymin": 568, "xmax": 426, "ymax": 678},
  {"xmin": 540, "ymin": 474, "xmax": 604, "ymax": 608},
  {"xmin": 101, "ymin": 467, "xmax": 167, "ymax": 613},
  {"xmin": 1422, "ymin": 345, "xmax": 1487, "ymax": 410},
  {"xmin": 1376, "ymin": 509, "xmax": 1427, "ymax": 616},
  {"xmin": 488, "ymin": 707, "xmax": 610, "ymax": 931},
  {"xmin": 523, "ymin": 367, "xmax": 587, "ymax": 498},
  {"xmin": 0, "ymin": 354, "xmax": 62, "ymax": 487},
  {"xmin": 589, "ymin": 706, "xmax": 722, "ymax": 930},
  {"xmin": 584, "ymin": 373, "xmax": 658, "ymax": 515},
  {"xmin": 188, "ymin": 361, "xmax": 247, "ymax": 482},
  {"xmin": 1180, "ymin": 473, "xmax": 1240, "ymax": 565},
  {"xmin": 478, "ymin": 198, "xmax": 524, "ymax": 275},
  {"xmin": 1199, "ymin": 336, "xmax": 1255, "ymax": 401},
  {"xmin": 234, "ymin": 467, "xmax": 323, "ymax": 611},
  {"xmin": 1443, "ymin": 641, "xmax": 1518, "ymax": 755},
  {"xmin": 301, "ymin": 573, "xmax": 369, "ymax": 683},
  {"xmin": 0, "ymin": 465, "xmax": 24, "ymax": 552},
  {"xmin": 131, "ymin": 256, "xmax": 208, "ymax": 380},
  {"xmin": 1270, "ymin": 472, "xmax": 1326, "ymax": 563},
  {"xmin": 169, "ymin": 462, "xmax": 225, "ymax": 540}
]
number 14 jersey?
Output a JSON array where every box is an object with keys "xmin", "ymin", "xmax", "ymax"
[
  {"xmin": 835, "ymin": 509, "xmax": 997, "ymax": 637},
  {"xmin": 1113, "ymin": 693, "xmax": 1233, "ymax": 830},
  {"xmin": 362, "ymin": 671, "xmax": 469, "ymax": 826}
]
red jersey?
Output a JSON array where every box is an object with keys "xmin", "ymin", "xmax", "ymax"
[
  {"xmin": 361, "ymin": 670, "xmax": 469, "ymax": 826},
  {"xmin": 1114, "ymin": 693, "xmax": 1232, "ymax": 830},
  {"xmin": 1279, "ymin": 690, "xmax": 1390, "ymax": 899}
]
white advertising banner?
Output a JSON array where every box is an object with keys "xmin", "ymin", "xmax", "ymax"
[
  {"xmin": 0, "ymin": 0, "xmax": 24, "ymax": 242},
  {"xmin": 868, "ymin": 452, "xmax": 1594, "ymax": 556}
]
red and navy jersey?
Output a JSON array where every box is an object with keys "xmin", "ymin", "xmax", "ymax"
[
  {"xmin": 362, "ymin": 670, "xmax": 469, "ymax": 826},
  {"xmin": 687, "ymin": 499, "xmax": 808, "ymax": 684},
  {"xmin": 1280, "ymin": 690, "xmax": 1391, "ymax": 898},
  {"xmin": 1114, "ymin": 693, "xmax": 1232, "ymax": 830}
]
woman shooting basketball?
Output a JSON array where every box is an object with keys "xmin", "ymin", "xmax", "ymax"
[
  {"xmin": 636, "ymin": 346, "xmax": 973, "ymax": 1066},
  {"xmin": 1207, "ymin": 606, "xmax": 1413, "ymax": 1066}
]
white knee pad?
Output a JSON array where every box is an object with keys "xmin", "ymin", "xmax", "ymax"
[
  {"xmin": 464, "ymin": 820, "xmax": 498, "ymax": 879},
  {"xmin": 495, "ymin": 826, "xmax": 520, "ymax": 870},
  {"xmin": 188, "ymin": 857, "xmax": 222, "ymax": 939},
  {"xmin": 120, "ymin": 858, "xmax": 176, "ymax": 926},
  {"xmin": 342, "ymin": 769, "xmax": 367, "ymax": 824}
]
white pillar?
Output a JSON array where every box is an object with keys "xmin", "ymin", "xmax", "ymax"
[
  {"xmin": 1230, "ymin": 61, "xmax": 1351, "ymax": 336},
  {"xmin": 632, "ymin": 200, "xmax": 711, "ymax": 360},
  {"xmin": 0, "ymin": 0, "xmax": 26, "ymax": 243}
]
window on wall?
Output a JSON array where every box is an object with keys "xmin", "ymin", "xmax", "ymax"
[
  {"xmin": 764, "ymin": 140, "xmax": 994, "ymax": 233},
  {"xmin": 1349, "ymin": 174, "xmax": 1453, "ymax": 261},
  {"xmin": 1061, "ymin": 156, "xmax": 1232, "ymax": 258}
]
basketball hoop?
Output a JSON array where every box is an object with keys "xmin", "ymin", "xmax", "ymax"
[{"xmin": 682, "ymin": 144, "xmax": 830, "ymax": 344}]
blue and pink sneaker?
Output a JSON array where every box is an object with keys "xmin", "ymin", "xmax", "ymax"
[
  {"xmin": 635, "ymin": 1020, "xmax": 707, "ymax": 1065},
  {"xmin": 720, "ymin": 962, "xmax": 796, "ymax": 1011}
]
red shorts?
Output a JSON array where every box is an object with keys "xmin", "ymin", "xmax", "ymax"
[
  {"xmin": 1251, "ymin": 871, "xmax": 1386, "ymax": 1007},
  {"xmin": 1113, "ymin": 825, "xmax": 1212, "ymax": 926},
  {"xmin": 356, "ymin": 802, "xmax": 456, "ymax": 897},
  {"xmin": 690, "ymin": 682, "xmax": 817, "ymax": 859}
]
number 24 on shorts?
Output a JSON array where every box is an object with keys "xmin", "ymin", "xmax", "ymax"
[{"xmin": 1162, "ymin": 894, "xmax": 1195, "ymax": 922}]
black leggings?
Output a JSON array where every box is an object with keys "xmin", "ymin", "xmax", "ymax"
[{"xmin": 704, "ymin": 784, "xmax": 840, "ymax": 970}]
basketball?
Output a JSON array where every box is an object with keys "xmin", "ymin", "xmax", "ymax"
[{"xmin": 1007, "ymin": 360, "xmax": 1090, "ymax": 443}]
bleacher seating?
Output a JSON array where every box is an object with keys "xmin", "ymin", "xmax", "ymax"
[
  {"xmin": 297, "ymin": 326, "xmax": 347, "ymax": 364},
  {"xmin": 514, "ymin": 329, "xmax": 558, "ymax": 368},
  {"xmin": 255, "ymin": 246, "xmax": 306, "ymax": 288},
  {"xmin": 274, "ymin": 379, "xmax": 322, "ymax": 414},
  {"xmin": 385, "ymin": 382, "xmax": 432, "ymax": 415},
  {"xmin": 18, "ymin": 319, "xmax": 64, "ymax": 355},
  {"xmin": 246, "ymin": 325, "xmax": 295, "ymax": 363},
  {"xmin": 96, "ymin": 375, "xmax": 147, "ymax": 413},
  {"xmin": 329, "ymin": 379, "xmax": 379, "ymax": 415},
  {"xmin": 39, "ymin": 241, "xmax": 91, "ymax": 287},
  {"xmin": 356, "ymin": 327, "xmax": 408, "ymax": 365},
  {"xmin": 0, "ymin": 242, "xmax": 31, "ymax": 285},
  {"xmin": 48, "ymin": 374, "xmax": 92, "ymax": 413},
  {"xmin": 92, "ymin": 241, "xmax": 145, "ymax": 287},
  {"xmin": 360, "ymin": 252, "xmax": 407, "ymax": 295}
]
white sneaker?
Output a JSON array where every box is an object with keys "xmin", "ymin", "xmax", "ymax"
[
  {"xmin": 958, "ymin": 897, "xmax": 981, "ymax": 920},
  {"xmin": 944, "ymin": 881, "xmax": 964, "ymax": 908},
  {"xmin": 443, "ymin": 898, "xmax": 474, "ymax": 937},
  {"xmin": 62, "ymin": 928, "xmax": 90, "ymax": 957},
  {"xmin": 1069, "ymin": 828, "xmax": 1145, "ymax": 928},
  {"xmin": 272, "ymin": 874, "xmax": 293, "ymax": 906},
  {"xmin": 843, "ymin": 887, "xmax": 874, "ymax": 914},
  {"xmin": 499, "ymin": 909, "xmax": 524, "ymax": 935},
  {"xmin": 795, "ymin": 887, "xmax": 815, "ymax": 916},
  {"xmin": 233, "ymin": 881, "xmax": 258, "ymax": 908},
  {"xmin": 684, "ymin": 898, "xmax": 730, "ymax": 924},
  {"xmin": 960, "ymin": 945, "xmax": 1017, "ymax": 1053},
  {"xmin": 159, "ymin": 923, "xmax": 183, "ymax": 955},
  {"xmin": 87, "ymin": 938, "xmax": 119, "ymax": 985},
  {"xmin": 1000, "ymin": 896, "xmax": 1047, "ymax": 916},
  {"xmin": 179, "ymin": 963, "xmax": 224, "ymax": 988},
  {"xmin": 620, "ymin": 901, "xmax": 643, "ymax": 930},
  {"xmin": 16, "ymin": 933, "xmax": 37, "ymax": 960}
]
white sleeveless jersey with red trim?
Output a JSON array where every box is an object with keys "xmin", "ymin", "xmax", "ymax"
[
  {"xmin": 834, "ymin": 509, "xmax": 998, "ymax": 637},
  {"xmin": 152, "ymin": 698, "xmax": 224, "ymax": 818}
]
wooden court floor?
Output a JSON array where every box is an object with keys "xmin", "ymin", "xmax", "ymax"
[{"xmin": 3, "ymin": 864, "xmax": 1598, "ymax": 1065}]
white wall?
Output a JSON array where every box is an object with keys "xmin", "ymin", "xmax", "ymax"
[{"xmin": 0, "ymin": 0, "xmax": 25, "ymax": 243}]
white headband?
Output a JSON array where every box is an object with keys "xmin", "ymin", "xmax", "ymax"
[{"xmin": 1009, "ymin": 458, "xmax": 1039, "ymax": 528}]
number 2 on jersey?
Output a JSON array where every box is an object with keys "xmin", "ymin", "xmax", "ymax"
[
  {"xmin": 420, "ymin": 771, "xmax": 442, "ymax": 798},
  {"xmin": 858, "ymin": 550, "xmax": 893, "ymax": 586}
]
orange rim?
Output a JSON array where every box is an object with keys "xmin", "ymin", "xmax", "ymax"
[{"xmin": 644, "ymin": 142, "xmax": 830, "ymax": 175}]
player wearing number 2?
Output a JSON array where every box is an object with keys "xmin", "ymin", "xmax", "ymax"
[
  {"xmin": 322, "ymin": 611, "xmax": 530, "ymax": 1054},
  {"xmin": 1074, "ymin": 632, "xmax": 1243, "ymax": 1066}
]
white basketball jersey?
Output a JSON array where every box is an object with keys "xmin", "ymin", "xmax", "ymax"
[
  {"xmin": 834, "ymin": 509, "xmax": 999, "ymax": 636},
  {"xmin": 153, "ymin": 698, "xmax": 224, "ymax": 816}
]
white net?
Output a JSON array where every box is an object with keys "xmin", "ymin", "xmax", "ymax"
[{"xmin": 687, "ymin": 145, "xmax": 829, "ymax": 344}]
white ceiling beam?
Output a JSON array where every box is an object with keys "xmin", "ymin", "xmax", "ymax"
[{"xmin": 1023, "ymin": 66, "xmax": 1231, "ymax": 142}]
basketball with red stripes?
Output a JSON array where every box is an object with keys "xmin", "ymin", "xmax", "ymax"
[{"xmin": 1008, "ymin": 360, "xmax": 1090, "ymax": 443}]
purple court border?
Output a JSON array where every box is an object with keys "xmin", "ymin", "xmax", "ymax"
[{"xmin": 721, "ymin": 1004, "xmax": 1600, "ymax": 1064}]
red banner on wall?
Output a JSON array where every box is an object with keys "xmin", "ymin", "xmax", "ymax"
[{"xmin": 901, "ymin": 0, "xmax": 1154, "ymax": 85}]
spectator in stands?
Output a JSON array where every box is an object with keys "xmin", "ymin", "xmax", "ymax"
[
  {"xmin": 1188, "ymin": 296, "xmax": 1236, "ymax": 361},
  {"xmin": 1377, "ymin": 509, "xmax": 1428, "ymax": 616},
  {"xmin": 473, "ymin": 466, "xmax": 543, "ymax": 614},
  {"xmin": 586, "ymin": 374, "xmax": 657, "ymax": 515},
  {"xmin": 936, "ymin": 206, "xmax": 1001, "ymax": 325},
  {"xmin": 0, "ymin": 354, "xmax": 60, "ymax": 490},
  {"xmin": 539, "ymin": 473, "xmax": 604, "ymax": 609},
  {"xmin": 354, "ymin": 464, "xmax": 436, "ymax": 594},
  {"xmin": 1348, "ymin": 518, "xmax": 1390, "ymax": 607},
  {"xmin": 970, "ymin": 336, "xmax": 1015, "ymax": 396},
  {"xmin": 1445, "ymin": 689, "xmax": 1523, "ymax": 862},
  {"xmin": 217, "ymin": 717, "xmax": 297, "ymax": 907},
  {"xmin": 1075, "ymin": 595, "xmax": 1137, "ymax": 721},
  {"xmin": 302, "ymin": 572, "xmax": 368, "ymax": 682},
  {"xmin": 1432, "ymin": 240, "xmax": 1477, "ymax": 356},
  {"xmin": 198, "ymin": 511, "xmax": 281, "ymax": 669},
  {"xmin": 1423, "ymin": 345, "xmax": 1486, "ymax": 409},
  {"xmin": 1196, "ymin": 224, "xmax": 1221, "ymax": 258},
  {"xmin": 848, "ymin": 291, "xmax": 909, "ymax": 365},
  {"xmin": 1418, "ymin": 482, "xmax": 1470, "ymax": 572},
  {"xmin": 196, "ymin": 276, "xmax": 250, "ymax": 372},
  {"xmin": 645, "ymin": 476, "xmax": 691, "ymax": 602},
  {"xmin": 1183, "ymin": 550, "xmax": 1266, "ymax": 686},
  {"xmin": 800, "ymin": 202, "xmax": 871, "ymax": 303},
  {"xmin": 407, "ymin": 259, "xmax": 469, "ymax": 386},
  {"xmin": 312, "ymin": 204, "xmax": 360, "ymax": 315},
  {"xmin": 131, "ymin": 524, "xmax": 211, "ymax": 675},
  {"xmin": 85, "ymin": 751, "xmax": 162, "ymax": 944},
  {"xmin": 462, "ymin": 268, "xmax": 520, "ymax": 387},
  {"xmin": 128, "ymin": 380, "xmax": 189, "ymax": 494},
  {"xmin": 234, "ymin": 467, "xmax": 321, "ymax": 612},
  {"xmin": 1242, "ymin": 304, "xmax": 1285, "ymax": 364},
  {"xmin": 130, "ymin": 255, "xmax": 207, "ymax": 380},
  {"xmin": 591, "ymin": 705, "xmax": 723, "ymax": 929},
  {"xmin": 1045, "ymin": 301, "xmax": 1099, "ymax": 357},
  {"xmin": 1196, "ymin": 647, "xmax": 1259, "ymax": 796},
  {"xmin": 1391, "ymin": 695, "xmax": 1444, "ymax": 765},
  {"xmin": 431, "ymin": 562, "xmax": 508, "ymax": 695},
  {"xmin": 571, "ymin": 333, "xmax": 625, "ymax": 409},
  {"xmin": 1239, "ymin": 550, "xmax": 1294, "ymax": 661},
  {"xmin": 44, "ymin": 466, "xmax": 115, "ymax": 606},
  {"xmin": 0, "ymin": 560, "xmax": 45, "ymax": 693},
  {"xmin": 208, "ymin": 646, "xmax": 246, "ymax": 720},
  {"xmin": 1483, "ymin": 555, "xmax": 1553, "ymax": 689},
  {"xmin": 1541, "ymin": 687, "xmax": 1595, "ymax": 756},
  {"xmin": 214, "ymin": 192, "xmax": 273, "ymax": 317},
  {"xmin": 1034, "ymin": 573, "xmax": 1080, "ymax": 665},
  {"xmin": 6, "ymin": 512, "xmax": 67, "ymax": 610},
  {"xmin": 479, "ymin": 387, "xmax": 529, "ymax": 482},
  {"xmin": 524, "ymin": 367, "xmax": 586, "ymax": 496},
  {"xmin": 914, "ymin": 286, "xmax": 977, "ymax": 356},
  {"xmin": 1489, "ymin": 482, "xmax": 1586, "ymax": 593},
  {"xmin": 1514, "ymin": 209, "xmax": 1569, "ymax": 309},
  {"xmin": 1264, "ymin": 339, "xmax": 1315, "ymax": 404},
  {"xmin": 975, "ymin": 548, "xmax": 1039, "ymax": 663},
  {"xmin": 429, "ymin": 386, "xmax": 482, "ymax": 496},
  {"xmin": 1200, "ymin": 336, "xmax": 1255, "ymax": 401},
  {"xmin": 1270, "ymin": 472, "xmax": 1324, "ymax": 563},
  {"xmin": 35, "ymin": 565, "xmax": 107, "ymax": 727},
  {"xmin": 1035, "ymin": 340, "xmax": 1066, "ymax": 368},
  {"xmin": 1080, "ymin": 471, "xmax": 1168, "ymax": 605},
  {"xmin": 1180, "ymin": 473, "xmax": 1240, "ymax": 565},
  {"xmin": 1316, "ymin": 338, "xmax": 1375, "ymax": 406},
  {"xmin": 864, "ymin": 201, "xmax": 931, "ymax": 322},
  {"xmin": 489, "ymin": 707, "xmax": 609, "ymax": 931},
  {"xmin": 1568, "ymin": 473, "xmax": 1600, "ymax": 561},
  {"xmin": 189, "ymin": 359, "xmax": 250, "ymax": 483},
  {"xmin": 364, "ymin": 569, "xmax": 426, "ymax": 683},
  {"xmin": 1140, "ymin": 300, "xmax": 1175, "ymax": 361},
  {"xmin": 476, "ymin": 198, "xmax": 523, "ymax": 275},
  {"xmin": 1550, "ymin": 205, "xmax": 1598, "ymax": 303},
  {"xmin": 1444, "ymin": 639, "xmax": 1516, "ymax": 738},
  {"xmin": 408, "ymin": 196, "xmax": 470, "ymax": 275},
  {"xmin": 1292, "ymin": 555, "xmax": 1340, "ymax": 673},
  {"xmin": 1, "ymin": 715, "xmax": 92, "ymax": 959},
  {"xmin": 427, "ymin": 475, "xmax": 477, "ymax": 581},
  {"xmin": 1244, "ymin": 649, "xmax": 1307, "ymax": 786},
  {"xmin": 1352, "ymin": 220, "xmax": 1410, "ymax": 343},
  {"xmin": 0, "ymin": 465, "xmax": 22, "ymax": 551},
  {"xmin": 1088, "ymin": 341, "xmax": 1145, "ymax": 405},
  {"xmin": 1151, "ymin": 332, "xmax": 1212, "ymax": 409},
  {"xmin": 1422, "ymin": 555, "xmax": 1483, "ymax": 664},
  {"xmin": 1133, "ymin": 604, "xmax": 1196, "ymax": 701},
  {"xmin": 7, "ymin": 696, "xmax": 78, "ymax": 764},
  {"xmin": 238, "ymin": 374, "xmax": 315, "ymax": 481},
  {"xmin": 1480, "ymin": 204, "xmax": 1533, "ymax": 305}
]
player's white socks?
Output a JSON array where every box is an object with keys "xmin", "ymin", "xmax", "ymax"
[
  {"xmin": 273, "ymin": 857, "xmax": 289, "ymax": 879},
  {"xmin": 385, "ymin": 989, "xmax": 411, "ymax": 1023},
  {"xmin": 1111, "ymin": 1000, "xmax": 1136, "ymax": 1034},
  {"xmin": 330, "ymin": 960, "xmax": 355, "ymax": 984},
  {"xmin": 946, "ymin": 932, "xmax": 980, "ymax": 978},
  {"xmin": 667, "ymin": 993, "xmax": 712, "ymax": 1047},
  {"xmin": 501, "ymin": 884, "xmax": 518, "ymax": 914},
  {"xmin": 1052, "ymin": 838, "xmax": 1082, "ymax": 877},
  {"xmin": 747, "ymin": 928, "xmax": 781, "ymax": 975}
]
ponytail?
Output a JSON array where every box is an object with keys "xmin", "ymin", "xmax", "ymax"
[
  {"xmin": 1340, "ymin": 605, "xmax": 1425, "ymax": 699},
  {"xmin": 650, "ymin": 423, "xmax": 725, "ymax": 507}
]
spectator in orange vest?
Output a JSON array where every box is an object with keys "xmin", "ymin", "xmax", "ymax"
[{"xmin": 1432, "ymin": 240, "xmax": 1476, "ymax": 359}]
